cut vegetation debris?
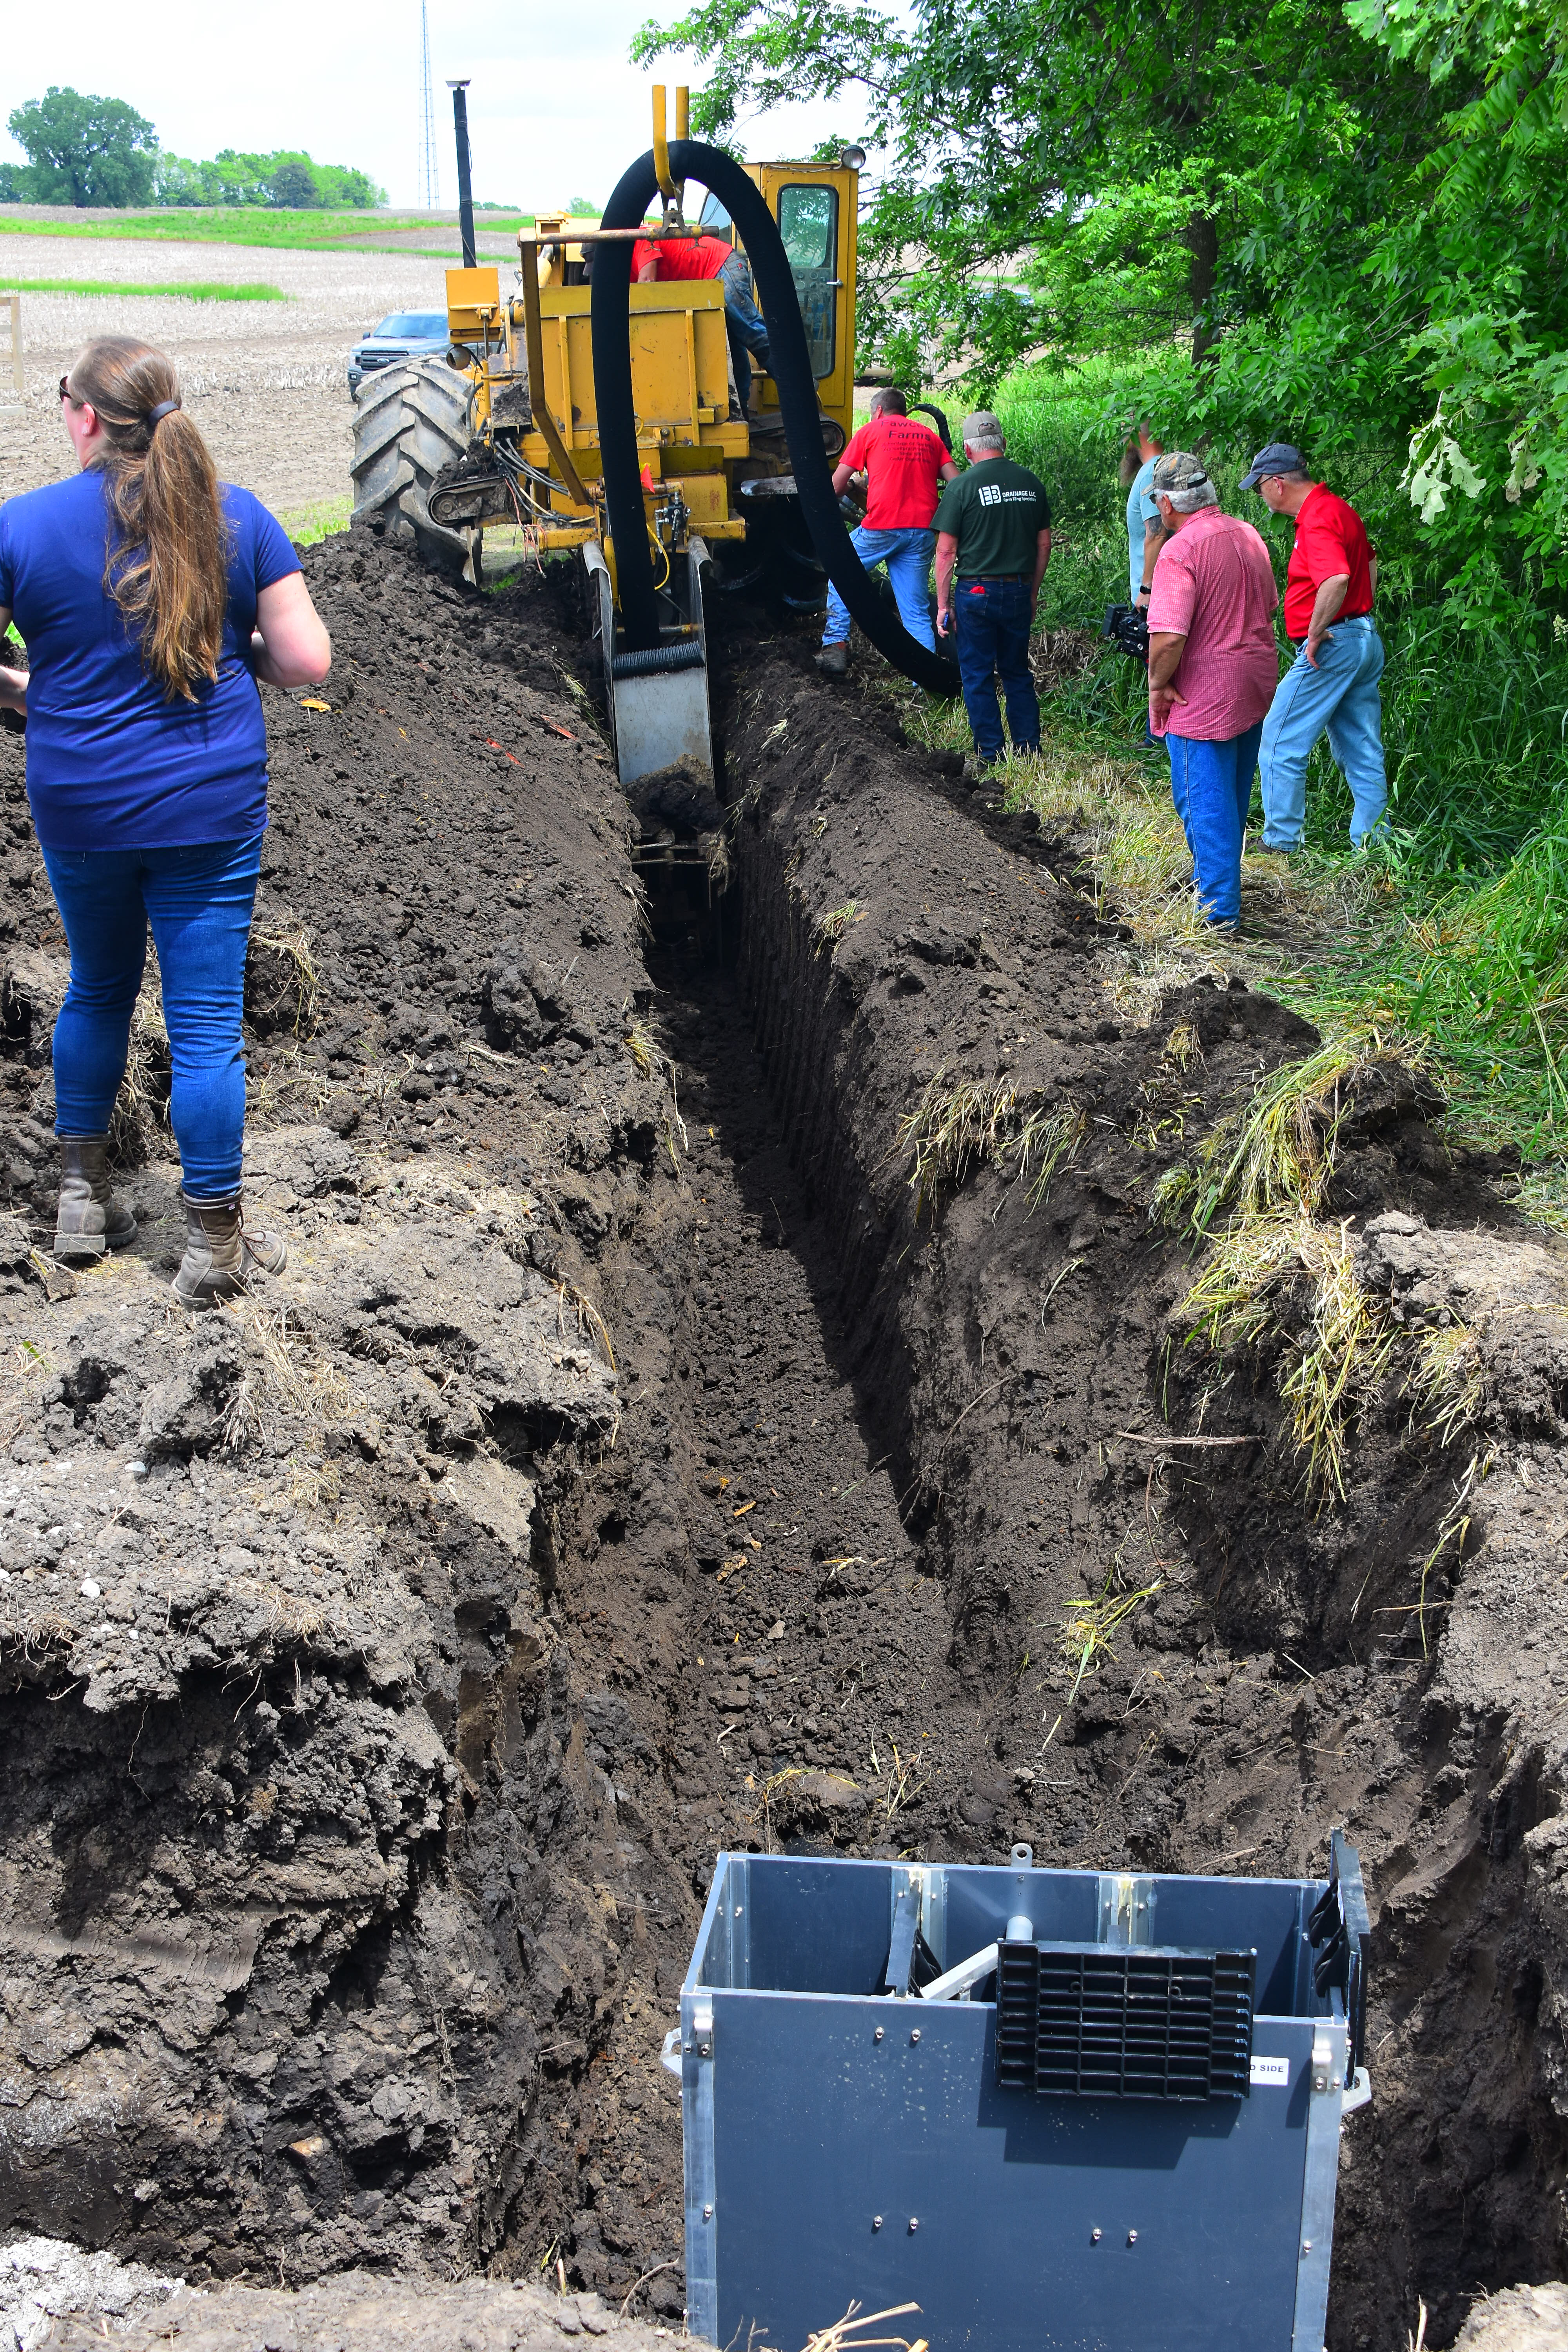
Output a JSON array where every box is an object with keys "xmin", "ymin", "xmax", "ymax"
[
  {"xmin": 897, "ymin": 1069, "xmax": 1083, "ymax": 1219},
  {"xmin": 1181, "ymin": 1212, "xmax": 1398, "ymax": 1501},
  {"xmin": 1060, "ymin": 1570, "xmax": 1164, "ymax": 1703},
  {"xmin": 1153, "ymin": 1029, "xmax": 1439, "ymax": 1237},
  {"xmin": 1154, "ymin": 1033, "xmax": 1457, "ymax": 1495},
  {"xmin": 814, "ymin": 899, "xmax": 862, "ymax": 951}
]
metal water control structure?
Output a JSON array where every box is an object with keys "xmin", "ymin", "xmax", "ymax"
[{"xmin": 667, "ymin": 1835, "xmax": 1370, "ymax": 2352}]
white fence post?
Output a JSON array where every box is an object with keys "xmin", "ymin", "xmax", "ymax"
[{"xmin": 0, "ymin": 294, "xmax": 22, "ymax": 408}]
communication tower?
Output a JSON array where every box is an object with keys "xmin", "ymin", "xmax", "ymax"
[{"xmin": 418, "ymin": 0, "xmax": 440, "ymax": 209}]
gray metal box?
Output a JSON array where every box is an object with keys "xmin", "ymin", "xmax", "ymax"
[{"xmin": 677, "ymin": 1837, "xmax": 1368, "ymax": 2352}]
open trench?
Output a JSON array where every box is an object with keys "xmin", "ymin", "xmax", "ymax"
[
  {"xmin": 3, "ymin": 537, "xmax": 1568, "ymax": 2349},
  {"xmin": 567, "ymin": 605, "xmax": 1568, "ymax": 2350}
]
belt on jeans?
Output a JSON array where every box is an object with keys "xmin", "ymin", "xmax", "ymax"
[
  {"xmin": 1287, "ymin": 613, "xmax": 1374, "ymax": 645},
  {"xmin": 958, "ymin": 573, "xmax": 1027, "ymax": 584}
]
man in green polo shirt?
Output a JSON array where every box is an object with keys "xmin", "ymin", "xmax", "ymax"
[{"xmin": 934, "ymin": 410, "xmax": 1053, "ymax": 765}]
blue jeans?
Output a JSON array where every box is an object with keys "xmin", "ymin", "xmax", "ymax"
[
  {"xmin": 40, "ymin": 835, "xmax": 263, "ymax": 1200},
  {"xmin": 1259, "ymin": 617, "xmax": 1387, "ymax": 849},
  {"xmin": 824, "ymin": 525, "xmax": 937, "ymax": 653},
  {"xmin": 720, "ymin": 251, "xmax": 771, "ymax": 390},
  {"xmin": 1165, "ymin": 723, "xmax": 1263, "ymax": 926},
  {"xmin": 950, "ymin": 576, "xmax": 1040, "ymax": 759}
]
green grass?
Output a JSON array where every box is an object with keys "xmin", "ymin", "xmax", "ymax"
[
  {"xmin": 277, "ymin": 495, "xmax": 352, "ymax": 546},
  {"xmin": 989, "ymin": 355, "xmax": 1568, "ymax": 1170},
  {"xmin": 2, "ymin": 275, "xmax": 289, "ymax": 301},
  {"xmin": 0, "ymin": 209, "xmax": 535, "ymax": 254}
]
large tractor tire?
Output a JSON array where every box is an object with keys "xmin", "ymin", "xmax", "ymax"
[{"xmin": 350, "ymin": 358, "xmax": 474, "ymax": 579}]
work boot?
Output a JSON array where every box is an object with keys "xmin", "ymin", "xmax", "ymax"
[
  {"xmin": 171, "ymin": 1191, "xmax": 288, "ymax": 1310},
  {"xmin": 816, "ymin": 642, "xmax": 849, "ymax": 678},
  {"xmin": 53, "ymin": 1135, "xmax": 138, "ymax": 1261}
]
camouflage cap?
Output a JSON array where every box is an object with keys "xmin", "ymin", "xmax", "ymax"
[
  {"xmin": 962, "ymin": 410, "xmax": 1005, "ymax": 446},
  {"xmin": 1149, "ymin": 451, "xmax": 1212, "ymax": 499}
]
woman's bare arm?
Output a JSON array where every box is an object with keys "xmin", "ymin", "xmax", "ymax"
[
  {"xmin": 252, "ymin": 573, "xmax": 332, "ymax": 690},
  {"xmin": 0, "ymin": 607, "xmax": 24, "ymax": 713}
]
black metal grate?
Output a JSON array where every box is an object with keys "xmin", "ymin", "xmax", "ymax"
[{"xmin": 995, "ymin": 1940, "xmax": 1256, "ymax": 2102}]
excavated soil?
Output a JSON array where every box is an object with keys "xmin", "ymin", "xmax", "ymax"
[{"xmin": 2, "ymin": 531, "xmax": 1568, "ymax": 2348}]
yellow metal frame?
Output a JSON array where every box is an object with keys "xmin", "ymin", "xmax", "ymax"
[{"xmin": 443, "ymin": 84, "xmax": 860, "ymax": 559}]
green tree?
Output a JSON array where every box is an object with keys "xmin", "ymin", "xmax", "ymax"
[
  {"xmin": 1341, "ymin": 0, "xmax": 1568, "ymax": 600},
  {"xmin": 634, "ymin": 0, "xmax": 1447, "ymax": 383},
  {"xmin": 150, "ymin": 147, "xmax": 385, "ymax": 211},
  {"xmin": 269, "ymin": 156, "xmax": 322, "ymax": 208},
  {"xmin": 313, "ymin": 162, "xmax": 384, "ymax": 207},
  {"xmin": 5, "ymin": 85, "xmax": 158, "ymax": 207}
]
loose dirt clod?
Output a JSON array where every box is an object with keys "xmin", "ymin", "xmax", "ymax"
[{"xmin": 1, "ymin": 537, "xmax": 1567, "ymax": 2350}]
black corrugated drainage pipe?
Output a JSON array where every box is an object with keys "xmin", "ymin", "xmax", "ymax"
[{"xmin": 589, "ymin": 141, "xmax": 962, "ymax": 694}]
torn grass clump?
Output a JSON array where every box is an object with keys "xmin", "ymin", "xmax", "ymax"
[
  {"xmin": 1154, "ymin": 1027, "xmax": 1436, "ymax": 1238},
  {"xmin": 815, "ymin": 900, "xmax": 862, "ymax": 953},
  {"xmin": 1161, "ymin": 1029, "xmax": 1464, "ymax": 1500},
  {"xmin": 897, "ymin": 1067, "xmax": 1083, "ymax": 1220},
  {"xmin": 1183, "ymin": 1214, "xmax": 1397, "ymax": 1501}
]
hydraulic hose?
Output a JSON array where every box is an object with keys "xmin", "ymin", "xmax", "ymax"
[{"xmin": 590, "ymin": 140, "xmax": 960, "ymax": 693}]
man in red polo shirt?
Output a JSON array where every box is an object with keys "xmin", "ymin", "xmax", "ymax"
[
  {"xmin": 816, "ymin": 389, "xmax": 957, "ymax": 675},
  {"xmin": 1241, "ymin": 439, "xmax": 1386, "ymax": 853}
]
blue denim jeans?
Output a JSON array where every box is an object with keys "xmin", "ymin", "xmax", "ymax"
[
  {"xmin": 720, "ymin": 251, "xmax": 771, "ymax": 389},
  {"xmin": 40, "ymin": 834, "xmax": 263, "ymax": 1199},
  {"xmin": 1259, "ymin": 616, "xmax": 1387, "ymax": 849},
  {"xmin": 1165, "ymin": 723, "xmax": 1263, "ymax": 926},
  {"xmin": 949, "ymin": 576, "xmax": 1040, "ymax": 759},
  {"xmin": 824, "ymin": 525, "xmax": 937, "ymax": 653}
]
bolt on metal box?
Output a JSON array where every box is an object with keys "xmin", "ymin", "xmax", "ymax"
[{"xmin": 671, "ymin": 1832, "xmax": 1369, "ymax": 2352}]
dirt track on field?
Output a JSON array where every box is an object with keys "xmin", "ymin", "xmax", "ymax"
[{"xmin": 0, "ymin": 531, "xmax": 1567, "ymax": 2347}]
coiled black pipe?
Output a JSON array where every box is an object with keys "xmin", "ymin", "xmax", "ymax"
[{"xmin": 589, "ymin": 140, "xmax": 960, "ymax": 694}]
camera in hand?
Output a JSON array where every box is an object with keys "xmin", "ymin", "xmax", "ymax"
[{"xmin": 1102, "ymin": 603, "xmax": 1150, "ymax": 662}]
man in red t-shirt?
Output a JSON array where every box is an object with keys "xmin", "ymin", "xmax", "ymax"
[
  {"xmin": 633, "ymin": 231, "xmax": 771, "ymax": 415},
  {"xmin": 816, "ymin": 390, "xmax": 957, "ymax": 675},
  {"xmin": 1241, "ymin": 439, "xmax": 1386, "ymax": 853}
]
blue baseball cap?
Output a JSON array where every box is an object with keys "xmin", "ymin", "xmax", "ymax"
[{"xmin": 1240, "ymin": 441, "xmax": 1308, "ymax": 491}]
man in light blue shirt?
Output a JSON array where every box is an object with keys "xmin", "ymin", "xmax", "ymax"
[{"xmin": 1123, "ymin": 423, "xmax": 1165, "ymax": 607}]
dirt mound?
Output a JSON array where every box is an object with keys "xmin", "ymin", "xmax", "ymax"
[
  {"xmin": 44, "ymin": 2273, "xmax": 661, "ymax": 2352},
  {"xmin": 1453, "ymin": 2283, "xmax": 1568, "ymax": 2350},
  {"xmin": 0, "ymin": 535, "xmax": 1566, "ymax": 2347}
]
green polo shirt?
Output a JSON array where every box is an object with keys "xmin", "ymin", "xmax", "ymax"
[{"xmin": 934, "ymin": 458, "xmax": 1052, "ymax": 579}]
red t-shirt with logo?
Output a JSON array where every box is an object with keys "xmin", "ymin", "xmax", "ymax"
[
  {"xmin": 1284, "ymin": 483, "xmax": 1375, "ymax": 639},
  {"xmin": 840, "ymin": 412, "xmax": 949, "ymax": 530},
  {"xmin": 631, "ymin": 233, "xmax": 732, "ymax": 281}
]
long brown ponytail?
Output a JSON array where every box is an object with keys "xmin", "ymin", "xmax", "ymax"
[{"xmin": 65, "ymin": 338, "xmax": 229, "ymax": 702}]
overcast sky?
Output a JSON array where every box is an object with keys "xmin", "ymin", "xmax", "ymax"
[{"xmin": 1, "ymin": 0, "xmax": 872, "ymax": 212}]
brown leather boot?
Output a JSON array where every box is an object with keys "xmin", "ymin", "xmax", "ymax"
[
  {"xmin": 54, "ymin": 1135, "xmax": 138, "ymax": 1260},
  {"xmin": 171, "ymin": 1191, "xmax": 288, "ymax": 1309}
]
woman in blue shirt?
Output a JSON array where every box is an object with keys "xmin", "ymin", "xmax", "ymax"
[{"xmin": 0, "ymin": 336, "xmax": 331, "ymax": 1307}]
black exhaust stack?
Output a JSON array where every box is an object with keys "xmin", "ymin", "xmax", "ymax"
[{"xmin": 448, "ymin": 79, "xmax": 477, "ymax": 269}]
